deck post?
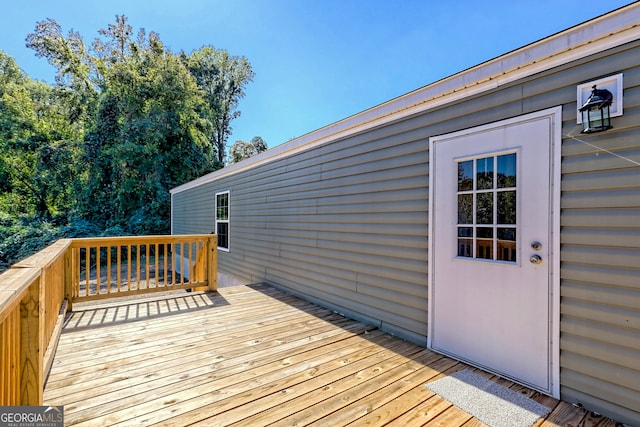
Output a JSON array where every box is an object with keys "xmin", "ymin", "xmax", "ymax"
[
  {"xmin": 64, "ymin": 246, "xmax": 73, "ymax": 312},
  {"xmin": 208, "ymin": 235, "xmax": 218, "ymax": 292},
  {"xmin": 19, "ymin": 275, "xmax": 43, "ymax": 405}
]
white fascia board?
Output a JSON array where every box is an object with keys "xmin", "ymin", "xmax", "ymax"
[{"xmin": 171, "ymin": 3, "xmax": 640, "ymax": 195}]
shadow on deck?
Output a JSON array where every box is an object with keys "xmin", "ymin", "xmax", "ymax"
[
  {"xmin": 45, "ymin": 284, "xmax": 617, "ymax": 426},
  {"xmin": 62, "ymin": 290, "xmax": 228, "ymax": 332}
]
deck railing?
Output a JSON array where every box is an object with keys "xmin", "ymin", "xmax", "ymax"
[
  {"xmin": 0, "ymin": 234, "xmax": 217, "ymax": 406},
  {"xmin": 69, "ymin": 235, "xmax": 217, "ymax": 306}
]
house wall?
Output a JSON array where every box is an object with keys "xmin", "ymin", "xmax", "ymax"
[
  {"xmin": 555, "ymin": 43, "xmax": 640, "ymax": 423},
  {"xmin": 172, "ymin": 39, "xmax": 640, "ymax": 424}
]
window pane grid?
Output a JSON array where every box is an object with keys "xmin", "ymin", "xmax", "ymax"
[{"xmin": 457, "ymin": 153, "xmax": 517, "ymax": 262}]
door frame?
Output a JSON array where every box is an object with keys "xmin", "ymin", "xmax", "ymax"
[{"xmin": 427, "ymin": 106, "xmax": 562, "ymax": 397}]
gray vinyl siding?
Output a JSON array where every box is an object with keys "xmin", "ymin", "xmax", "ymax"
[
  {"xmin": 229, "ymin": 127, "xmax": 430, "ymax": 341},
  {"xmin": 557, "ymin": 44, "xmax": 640, "ymax": 423},
  {"xmin": 172, "ymin": 39, "xmax": 640, "ymax": 424},
  {"xmin": 171, "ymin": 184, "xmax": 215, "ymax": 235}
]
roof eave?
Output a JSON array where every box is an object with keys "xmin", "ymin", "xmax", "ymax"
[{"xmin": 171, "ymin": 3, "xmax": 640, "ymax": 195}]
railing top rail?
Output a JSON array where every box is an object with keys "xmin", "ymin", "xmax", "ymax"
[
  {"xmin": 69, "ymin": 234, "xmax": 211, "ymax": 248},
  {"xmin": 0, "ymin": 267, "xmax": 41, "ymax": 324},
  {"xmin": 13, "ymin": 239, "xmax": 72, "ymax": 269}
]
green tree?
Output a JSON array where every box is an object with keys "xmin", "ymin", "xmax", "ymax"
[
  {"xmin": 25, "ymin": 18, "xmax": 98, "ymax": 123},
  {"xmin": 230, "ymin": 136, "xmax": 268, "ymax": 163},
  {"xmin": 79, "ymin": 18, "xmax": 219, "ymax": 233},
  {"xmin": 0, "ymin": 50, "xmax": 83, "ymax": 219},
  {"xmin": 0, "ymin": 51, "xmax": 34, "ymax": 214},
  {"xmin": 184, "ymin": 46, "xmax": 254, "ymax": 164},
  {"xmin": 16, "ymin": 15, "xmax": 253, "ymax": 236},
  {"xmin": 1, "ymin": 16, "xmax": 257, "ymax": 271}
]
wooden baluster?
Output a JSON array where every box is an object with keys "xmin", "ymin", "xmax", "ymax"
[
  {"xmin": 12, "ymin": 308, "xmax": 19, "ymax": 403},
  {"xmin": 96, "ymin": 246, "xmax": 101, "ymax": 296},
  {"xmin": 1, "ymin": 317, "xmax": 5, "ymax": 403},
  {"xmin": 185, "ymin": 242, "xmax": 190, "ymax": 285},
  {"xmin": 127, "ymin": 245, "xmax": 131, "ymax": 291},
  {"xmin": 84, "ymin": 247, "xmax": 90, "ymax": 297},
  {"xmin": 116, "ymin": 246, "xmax": 122, "ymax": 293},
  {"xmin": 163, "ymin": 244, "xmax": 168, "ymax": 287},
  {"xmin": 144, "ymin": 245, "xmax": 151, "ymax": 288},
  {"xmin": 137, "ymin": 244, "xmax": 141, "ymax": 290},
  {"xmin": 107, "ymin": 246, "xmax": 112, "ymax": 294},
  {"xmin": 171, "ymin": 243, "xmax": 176, "ymax": 287},
  {"xmin": 73, "ymin": 248, "xmax": 79, "ymax": 299},
  {"xmin": 154, "ymin": 244, "xmax": 159, "ymax": 289},
  {"xmin": 0, "ymin": 310, "xmax": 19, "ymax": 404}
]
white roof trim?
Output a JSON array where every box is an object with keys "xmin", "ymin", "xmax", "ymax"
[{"xmin": 171, "ymin": 3, "xmax": 640, "ymax": 195}]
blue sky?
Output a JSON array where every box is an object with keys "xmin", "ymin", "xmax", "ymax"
[{"xmin": 0, "ymin": 1, "xmax": 633, "ymax": 150}]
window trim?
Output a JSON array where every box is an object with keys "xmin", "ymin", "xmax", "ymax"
[{"xmin": 215, "ymin": 190, "xmax": 230, "ymax": 252}]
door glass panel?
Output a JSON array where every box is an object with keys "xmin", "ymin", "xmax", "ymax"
[
  {"xmin": 476, "ymin": 227, "xmax": 493, "ymax": 260},
  {"xmin": 497, "ymin": 228, "xmax": 517, "ymax": 261},
  {"xmin": 458, "ymin": 194, "xmax": 473, "ymax": 224},
  {"xmin": 497, "ymin": 153, "xmax": 516, "ymax": 188},
  {"xmin": 456, "ymin": 152, "xmax": 518, "ymax": 263},
  {"xmin": 476, "ymin": 157, "xmax": 494, "ymax": 190},
  {"xmin": 477, "ymin": 227, "xmax": 493, "ymax": 238},
  {"xmin": 497, "ymin": 191, "xmax": 516, "ymax": 224},
  {"xmin": 457, "ymin": 227, "xmax": 473, "ymax": 257},
  {"xmin": 458, "ymin": 160, "xmax": 473, "ymax": 191},
  {"xmin": 476, "ymin": 193, "xmax": 493, "ymax": 224},
  {"xmin": 476, "ymin": 240, "xmax": 492, "ymax": 259}
]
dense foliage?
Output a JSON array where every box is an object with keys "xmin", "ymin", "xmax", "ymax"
[
  {"xmin": 229, "ymin": 136, "xmax": 268, "ymax": 163},
  {"xmin": 0, "ymin": 16, "xmax": 254, "ymax": 271}
]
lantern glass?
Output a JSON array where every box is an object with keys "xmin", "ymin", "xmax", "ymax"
[
  {"xmin": 581, "ymin": 109, "xmax": 591, "ymax": 133},
  {"xmin": 601, "ymin": 104, "xmax": 611, "ymax": 128}
]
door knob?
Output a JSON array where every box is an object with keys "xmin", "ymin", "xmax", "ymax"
[{"xmin": 529, "ymin": 254, "xmax": 542, "ymax": 264}]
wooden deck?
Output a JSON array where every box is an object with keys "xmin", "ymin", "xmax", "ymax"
[{"xmin": 44, "ymin": 284, "xmax": 617, "ymax": 426}]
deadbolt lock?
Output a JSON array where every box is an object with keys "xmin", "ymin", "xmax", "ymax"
[{"xmin": 531, "ymin": 241, "xmax": 542, "ymax": 251}]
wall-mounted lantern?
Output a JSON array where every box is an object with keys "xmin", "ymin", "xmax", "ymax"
[{"xmin": 579, "ymin": 85, "xmax": 613, "ymax": 133}]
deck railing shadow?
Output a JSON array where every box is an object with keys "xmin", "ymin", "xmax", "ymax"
[{"xmin": 62, "ymin": 291, "xmax": 229, "ymax": 333}]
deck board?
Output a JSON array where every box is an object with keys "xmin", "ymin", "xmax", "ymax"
[{"xmin": 44, "ymin": 284, "xmax": 616, "ymax": 426}]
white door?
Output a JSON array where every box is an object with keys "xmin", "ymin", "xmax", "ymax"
[{"xmin": 428, "ymin": 107, "xmax": 560, "ymax": 397}]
